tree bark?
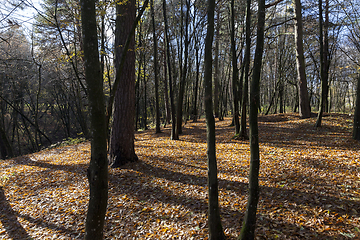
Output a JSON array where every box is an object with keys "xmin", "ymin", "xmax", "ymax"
[
  {"xmin": 175, "ymin": 0, "xmax": 190, "ymax": 138},
  {"xmin": 239, "ymin": 0, "xmax": 252, "ymax": 140},
  {"xmin": 353, "ymin": 75, "xmax": 360, "ymax": 139},
  {"xmin": 231, "ymin": 0, "xmax": 240, "ymax": 135},
  {"xmin": 204, "ymin": 0, "xmax": 226, "ymax": 238},
  {"xmin": 0, "ymin": 124, "xmax": 13, "ymax": 159},
  {"xmin": 214, "ymin": 10, "xmax": 221, "ymax": 119},
  {"xmin": 163, "ymin": 50, "xmax": 171, "ymax": 126},
  {"xmin": 150, "ymin": 0, "xmax": 161, "ymax": 133},
  {"xmin": 192, "ymin": 41, "xmax": 201, "ymax": 122},
  {"xmin": 315, "ymin": 0, "xmax": 329, "ymax": 127},
  {"xmin": 293, "ymin": 0, "xmax": 311, "ymax": 118},
  {"xmin": 80, "ymin": 0, "xmax": 108, "ymax": 238},
  {"xmin": 239, "ymin": 0, "xmax": 265, "ymax": 238},
  {"xmin": 109, "ymin": 0, "xmax": 138, "ymax": 167},
  {"xmin": 163, "ymin": 0, "xmax": 177, "ymax": 139}
]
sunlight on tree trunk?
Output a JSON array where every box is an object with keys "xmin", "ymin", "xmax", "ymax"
[{"xmin": 109, "ymin": 0, "xmax": 138, "ymax": 167}]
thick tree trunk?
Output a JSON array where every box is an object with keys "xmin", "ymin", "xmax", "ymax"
[
  {"xmin": 204, "ymin": 0, "xmax": 226, "ymax": 239},
  {"xmin": 293, "ymin": 0, "xmax": 311, "ymax": 118},
  {"xmin": 109, "ymin": 0, "xmax": 138, "ymax": 167},
  {"xmin": 239, "ymin": 0, "xmax": 265, "ymax": 239},
  {"xmin": 80, "ymin": 0, "xmax": 108, "ymax": 238}
]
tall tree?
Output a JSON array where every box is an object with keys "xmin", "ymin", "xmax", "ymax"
[
  {"xmin": 192, "ymin": 39, "xmax": 201, "ymax": 122},
  {"xmin": 230, "ymin": 0, "xmax": 240, "ymax": 135},
  {"xmin": 109, "ymin": 0, "xmax": 138, "ymax": 167},
  {"xmin": 239, "ymin": 0, "xmax": 252, "ymax": 140},
  {"xmin": 315, "ymin": 0, "xmax": 329, "ymax": 127},
  {"xmin": 204, "ymin": 0, "xmax": 226, "ymax": 238},
  {"xmin": 214, "ymin": 9, "xmax": 221, "ymax": 119},
  {"xmin": 80, "ymin": 0, "xmax": 108, "ymax": 238},
  {"xmin": 150, "ymin": 0, "xmax": 161, "ymax": 133},
  {"xmin": 163, "ymin": 0, "xmax": 177, "ymax": 140},
  {"xmin": 174, "ymin": 0, "xmax": 191, "ymax": 139},
  {"xmin": 293, "ymin": 0, "xmax": 311, "ymax": 118},
  {"xmin": 239, "ymin": 0, "xmax": 265, "ymax": 238}
]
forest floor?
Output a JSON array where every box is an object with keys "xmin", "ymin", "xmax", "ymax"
[{"xmin": 0, "ymin": 113, "xmax": 360, "ymax": 239}]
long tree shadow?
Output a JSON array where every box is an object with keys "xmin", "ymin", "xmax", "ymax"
[
  {"xmin": 256, "ymin": 115, "xmax": 358, "ymax": 151},
  {"xmin": 137, "ymin": 159, "xmax": 359, "ymax": 215},
  {"xmin": 11, "ymin": 156, "xmax": 88, "ymax": 174},
  {"xmin": 17, "ymin": 212, "xmax": 82, "ymax": 239},
  {"xmin": 117, "ymin": 160, "xmax": 358, "ymax": 215},
  {"xmin": 0, "ymin": 187, "xmax": 32, "ymax": 240},
  {"xmin": 109, "ymin": 160, "xmax": 358, "ymax": 239}
]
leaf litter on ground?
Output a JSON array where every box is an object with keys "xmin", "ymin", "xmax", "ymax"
[{"xmin": 0, "ymin": 113, "xmax": 359, "ymax": 239}]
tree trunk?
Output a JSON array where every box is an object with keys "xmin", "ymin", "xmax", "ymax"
[
  {"xmin": 175, "ymin": 0, "xmax": 190, "ymax": 138},
  {"xmin": 0, "ymin": 123, "xmax": 13, "ymax": 159},
  {"xmin": 163, "ymin": 50, "xmax": 171, "ymax": 126},
  {"xmin": 109, "ymin": 0, "xmax": 138, "ymax": 167},
  {"xmin": 239, "ymin": 0, "xmax": 265, "ymax": 238},
  {"xmin": 143, "ymin": 61, "xmax": 148, "ymax": 130},
  {"xmin": 353, "ymin": 75, "xmax": 360, "ymax": 140},
  {"xmin": 315, "ymin": 0, "xmax": 329, "ymax": 128},
  {"xmin": 214, "ymin": 10, "xmax": 221, "ymax": 119},
  {"xmin": 192, "ymin": 42, "xmax": 201, "ymax": 122},
  {"xmin": 135, "ymin": 64, "xmax": 141, "ymax": 131},
  {"xmin": 231, "ymin": 0, "xmax": 240, "ymax": 135},
  {"xmin": 80, "ymin": 0, "xmax": 108, "ymax": 238},
  {"xmin": 150, "ymin": 0, "xmax": 161, "ymax": 133},
  {"xmin": 293, "ymin": 0, "xmax": 311, "ymax": 118},
  {"xmin": 204, "ymin": 0, "xmax": 226, "ymax": 239},
  {"xmin": 239, "ymin": 0, "xmax": 252, "ymax": 140},
  {"xmin": 163, "ymin": 0, "xmax": 177, "ymax": 139}
]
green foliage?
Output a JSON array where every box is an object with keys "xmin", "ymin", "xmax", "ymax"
[{"xmin": 46, "ymin": 136, "xmax": 87, "ymax": 149}]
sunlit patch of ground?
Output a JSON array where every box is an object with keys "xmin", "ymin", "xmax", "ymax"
[{"xmin": 0, "ymin": 113, "xmax": 359, "ymax": 239}]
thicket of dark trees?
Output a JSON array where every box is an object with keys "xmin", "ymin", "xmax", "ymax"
[{"xmin": 1, "ymin": 0, "xmax": 360, "ymax": 238}]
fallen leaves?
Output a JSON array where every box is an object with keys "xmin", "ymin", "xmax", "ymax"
[{"xmin": 0, "ymin": 113, "xmax": 359, "ymax": 239}]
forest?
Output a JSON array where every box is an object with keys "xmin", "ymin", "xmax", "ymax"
[{"xmin": 0, "ymin": 0, "xmax": 360, "ymax": 239}]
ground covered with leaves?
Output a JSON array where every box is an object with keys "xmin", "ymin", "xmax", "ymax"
[{"xmin": 0, "ymin": 113, "xmax": 359, "ymax": 239}]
